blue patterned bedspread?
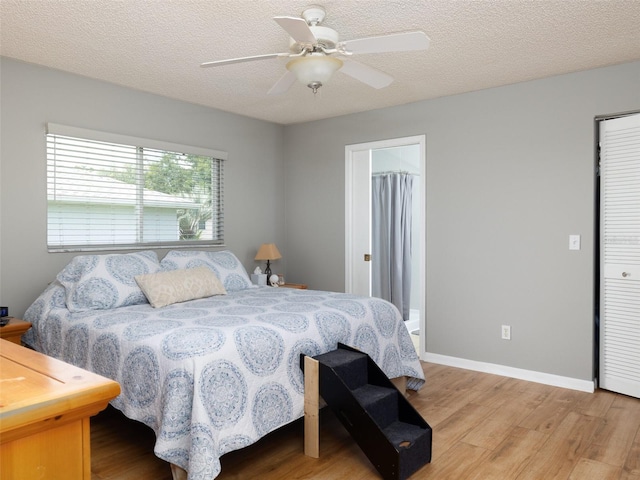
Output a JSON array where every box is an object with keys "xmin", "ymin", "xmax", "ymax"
[{"xmin": 23, "ymin": 283, "xmax": 424, "ymax": 479}]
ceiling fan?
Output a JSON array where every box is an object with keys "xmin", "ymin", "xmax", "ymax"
[{"xmin": 200, "ymin": 5, "xmax": 430, "ymax": 95}]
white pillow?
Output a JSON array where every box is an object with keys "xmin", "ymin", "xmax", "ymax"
[
  {"xmin": 135, "ymin": 266, "xmax": 227, "ymax": 308},
  {"xmin": 56, "ymin": 251, "xmax": 161, "ymax": 312},
  {"xmin": 160, "ymin": 250, "xmax": 255, "ymax": 292}
]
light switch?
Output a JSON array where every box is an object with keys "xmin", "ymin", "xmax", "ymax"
[{"xmin": 569, "ymin": 234, "xmax": 581, "ymax": 251}]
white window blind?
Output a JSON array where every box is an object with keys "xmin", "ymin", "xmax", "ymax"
[{"xmin": 46, "ymin": 123, "xmax": 225, "ymax": 252}]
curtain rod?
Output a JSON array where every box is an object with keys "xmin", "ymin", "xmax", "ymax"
[{"xmin": 372, "ymin": 170, "xmax": 420, "ymax": 176}]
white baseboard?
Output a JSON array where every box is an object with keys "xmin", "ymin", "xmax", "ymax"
[{"xmin": 423, "ymin": 352, "xmax": 595, "ymax": 393}]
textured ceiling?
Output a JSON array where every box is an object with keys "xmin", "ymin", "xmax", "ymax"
[{"xmin": 2, "ymin": 0, "xmax": 640, "ymax": 125}]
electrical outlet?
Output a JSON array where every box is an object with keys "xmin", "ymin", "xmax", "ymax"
[{"xmin": 501, "ymin": 325, "xmax": 511, "ymax": 340}]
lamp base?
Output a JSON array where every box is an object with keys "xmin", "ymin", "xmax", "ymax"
[{"xmin": 265, "ymin": 260, "xmax": 272, "ymax": 280}]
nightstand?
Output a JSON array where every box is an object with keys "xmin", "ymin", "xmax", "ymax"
[
  {"xmin": 0, "ymin": 318, "xmax": 32, "ymax": 345},
  {"xmin": 281, "ymin": 283, "xmax": 308, "ymax": 289}
]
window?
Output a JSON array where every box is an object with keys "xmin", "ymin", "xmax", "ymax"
[{"xmin": 46, "ymin": 124, "xmax": 226, "ymax": 252}]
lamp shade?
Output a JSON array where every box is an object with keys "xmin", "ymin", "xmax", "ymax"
[
  {"xmin": 286, "ymin": 55, "xmax": 343, "ymax": 86},
  {"xmin": 255, "ymin": 243, "xmax": 282, "ymax": 261}
]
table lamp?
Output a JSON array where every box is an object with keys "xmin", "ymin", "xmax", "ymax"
[{"xmin": 255, "ymin": 243, "xmax": 282, "ymax": 279}]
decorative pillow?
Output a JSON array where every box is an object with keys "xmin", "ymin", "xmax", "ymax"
[
  {"xmin": 135, "ymin": 266, "xmax": 227, "ymax": 308},
  {"xmin": 56, "ymin": 251, "xmax": 161, "ymax": 312},
  {"xmin": 160, "ymin": 250, "xmax": 255, "ymax": 292}
]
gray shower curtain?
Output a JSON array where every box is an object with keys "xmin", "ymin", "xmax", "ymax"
[{"xmin": 371, "ymin": 172, "xmax": 413, "ymax": 321}]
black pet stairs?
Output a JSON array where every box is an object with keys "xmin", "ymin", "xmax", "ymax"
[{"xmin": 301, "ymin": 343, "xmax": 432, "ymax": 480}]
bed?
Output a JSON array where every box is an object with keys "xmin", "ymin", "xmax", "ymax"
[{"xmin": 23, "ymin": 250, "xmax": 425, "ymax": 480}]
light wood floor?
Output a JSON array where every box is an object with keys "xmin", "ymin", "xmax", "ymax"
[{"xmin": 91, "ymin": 362, "xmax": 640, "ymax": 480}]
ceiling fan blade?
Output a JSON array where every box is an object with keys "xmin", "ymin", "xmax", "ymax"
[
  {"xmin": 267, "ymin": 70, "xmax": 297, "ymax": 95},
  {"xmin": 339, "ymin": 58, "xmax": 394, "ymax": 89},
  {"xmin": 342, "ymin": 31, "xmax": 430, "ymax": 54},
  {"xmin": 273, "ymin": 16, "xmax": 317, "ymax": 44},
  {"xmin": 201, "ymin": 53, "xmax": 287, "ymax": 68}
]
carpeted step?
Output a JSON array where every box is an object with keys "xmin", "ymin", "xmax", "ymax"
[{"xmin": 307, "ymin": 343, "xmax": 432, "ymax": 480}]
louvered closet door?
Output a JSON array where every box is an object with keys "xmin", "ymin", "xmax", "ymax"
[{"xmin": 599, "ymin": 113, "xmax": 640, "ymax": 398}]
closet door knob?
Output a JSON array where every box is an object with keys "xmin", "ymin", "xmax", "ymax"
[{"xmin": 622, "ymin": 272, "xmax": 630, "ymax": 277}]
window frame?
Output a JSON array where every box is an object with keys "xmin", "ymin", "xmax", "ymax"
[{"xmin": 46, "ymin": 123, "xmax": 227, "ymax": 253}]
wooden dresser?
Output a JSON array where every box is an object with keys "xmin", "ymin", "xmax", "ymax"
[{"xmin": 0, "ymin": 339, "xmax": 120, "ymax": 479}]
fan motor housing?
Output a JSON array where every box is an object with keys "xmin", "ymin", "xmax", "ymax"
[{"xmin": 289, "ymin": 25, "xmax": 339, "ymax": 53}]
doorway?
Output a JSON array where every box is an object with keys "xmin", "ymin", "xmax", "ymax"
[
  {"xmin": 597, "ymin": 111, "xmax": 640, "ymax": 398},
  {"xmin": 345, "ymin": 135, "xmax": 426, "ymax": 358}
]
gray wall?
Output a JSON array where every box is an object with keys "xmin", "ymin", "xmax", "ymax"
[
  {"xmin": 283, "ymin": 61, "xmax": 640, "ymax": 381},
  {"xmin": 0, "ymin": 58, "xmax": 285, "ymax": 317}
]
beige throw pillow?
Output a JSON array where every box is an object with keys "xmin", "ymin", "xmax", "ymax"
[{"xmin": 135, "ymin": 266, "xmax": 227, "ymax": 308}]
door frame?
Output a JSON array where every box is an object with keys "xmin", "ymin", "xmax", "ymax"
[{"xmin": 345, "ymin": 134, "xmax": 426, "ymax": 358}]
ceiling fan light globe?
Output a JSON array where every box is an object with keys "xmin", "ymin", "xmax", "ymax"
[{"xmin": 286, "ymin": 56, "xmax": 343, "ymax": 87}]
